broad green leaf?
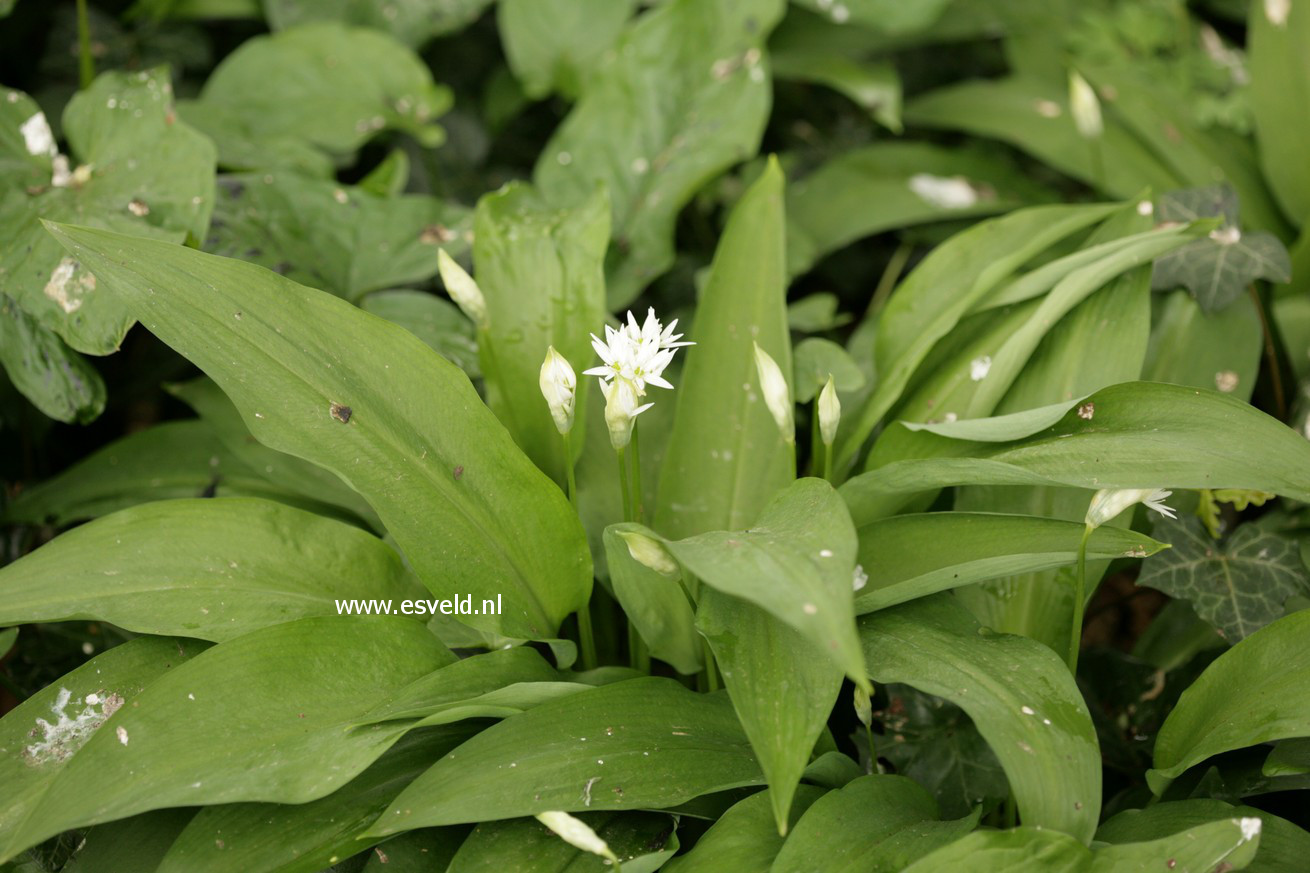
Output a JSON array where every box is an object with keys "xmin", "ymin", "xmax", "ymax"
[
  {"xmin": 46, "ymin": 222, "xmax": 591, "ymax": 639},
  {"xmin": 360, "ymin": 290, "xmax": 480, "ymax": 377},
  {"xmin": 183, "ymin": 22, "xmax": 451, "ymax": 167},
  {"xmin": 786, "ymin": 142, "xmax": 1049, "ymax": 276},
  {"xmin": 792, "ymin": 337, "xmax": 865, "ymax": 403},
  {"xmin": 603, "ymin": 524, "xmax": 702, "ymax": 675},
  {"xmin": 1150, "ymin": 609, "xmax": 1310, "ymax": 793},
  {"xmin": 696, "ymin": 595, "xmax": 841, "ymax": 835},
  {"xmin": 1150, "ymin": 186, "xmax": 1291, "ymax": 313},
  {"xmin": 660, "ymin": 787, "xmax": 823, "ymax": 873},
  {"xmin": 0, "ymin": 628, "xmax": 15, "ymax": 660},
  {"xmin": 447, "ymin": 812, "xmax": 677, "ymax": 873},
  {"xmin": 1249, "ymin": 0, "xmax": 1310, "ymax": 226},
  {"xmin": 1099, "ymin": 799, "xmax": 1310, "ymax": 873},
  {"xmin": 0, "ymin": 636, "xmax": 208, "ymax": 863},
  {"xmin": 356, "ymin": 646, "xmax": 562, "ymax": 723},
  {"xmin": 876, "ymin": 685, "xmax": 1008, "ymax": 819},
  {"xmin": 1138, "ymin": 515, "xmax": 1309, "ymax": 642},
  {"xmin": 61, "ymin": 809, "xmax": 195, "ymax": 873},
  {"xmin": 4, "ymin": 420, "xmax": 303, "ymax": 526},
  {"xmin": 205, "ymin": 173, "xmax": 471, "ymax": 301},
  {"xmin": 358, "ymin": 148, "xmax": 410, "ymax": 197},
  {"xmin": 174, "ymin": 101, "xmax": 334, "ymax": 177},
  {"xmin": 903, "ymin": 819, "xmax": 1261, "ymax": 873},
  {"xmin": 3, "ymin": 616, "xmax": 451, "ymax": 858},
  {"xmin": 472, "ymin": 182, "xmax": 608, "ymax": 484},
  {"xmin": 837, "ymin": 202, "xmax": 1121, "ymax": 471},
  {"xmin": 905, "ymin": 76, "xmax": 1181, "ymax": 200},
  {"xmin": 263, "ymin": 0, "xmax": 493, "ymax": 47},
  {"xmin": 368, "ymin": 678, "xmax": 765, "ymax": 834},
  {"xmin": 860, "ymin": 597, "xmax": 1100, "ymax": 842},
  {"xmin": 1144, "ymin": 290, "xmax": 1262, "ymax": 400},
  {"xmin": 0, "ymin": 497, "xmax": 421, "ymax": 641},
  {"xmin": 843, "ymin": 382, "xmax": 1310, "ymax": 525},
  {"xmin": 772, "ymin": 774, "xmax": 978, "ymax": 873},
  {"xmin": 497, "ymin": 0, "xmax": 635, "ymax": 99},
  {"xmin": 0, "ymin": 73, "xmax": 214, "ymax": 354},
  {"xmin": 155, "ymin": 726, "xmax": 478, "ymax": 873},
  {"xmin": 655, "ymin": 158, "xmax": 792, "ymax": 539},
  {"xmin": 0, "ymin": 293, "xmax": 104, "ymax": 423},
  {"xmin": 790, "ymin": 0, "xmax": 952, "ymax": 33},
  {"xmin": 534, "ymin": 0, "xmax": 785, "ymax": 307},
  {"xmin": 787, "ymin": 293, "xmax": 851, "ymax": 332},
  {"xmin": 169, "ymin": 377, "xmax": 379, "ymax": 527},
  {"xmin": 855, "ymin": 512, "xmax": 1168, "ymax": 613},
  {"xmin": 651, "ymin": 479, "xmax": 866, "ymax": 683}
]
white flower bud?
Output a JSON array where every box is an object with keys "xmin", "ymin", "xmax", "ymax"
[
  {"xmin": 539, "ymin": 346, "xmax": 577, "ymax": 435},
  {"xmin": 1068, "ymin": 70, "xmax": 1103, "ymax": 140},
  {"xmin": 753, "ymin": 342, "xmax": 794, "ymax": 444},
  {"xmin": 601, "ymin": 377, "xmax": 652, "ymax": 450},
  {"xmin": 534, "ymin": 811, "xmax": 618, "ymax": 864},
  {"xmin": 617, "ymin": 530, "xmax": 679, "ymax": 576},
  {"xmin": 853, "ymin": 684, "xmax": 873, "ymax": 729},
  {"xmin": 818, "ymin": 374, "xmax": 841, "ymax": 446},
  {"xmin": 437, "ymin": 249, "xmax": 488, "ymax": 331},
  {"xmin": 1085, "ymin": 488, "xmax": 1176, "ymax": 529}
]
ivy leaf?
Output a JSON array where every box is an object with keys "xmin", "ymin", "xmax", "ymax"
[
  {"xmin": 1137, "ymin": 514, "xmax": 1310, "ymax": 642},
  {"xmin": 1151, "ymin": 185, "xmax": 1291, "ymax": 313},
  {"xmin": 875, "ymin": 685, "xmax": 1008, "ymax": 820}
]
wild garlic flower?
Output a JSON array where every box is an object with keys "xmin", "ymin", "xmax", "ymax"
[
  {"xmin": 1085, "ymin": 488, "xmax": 1176, "ymax": 529},
  {"xmin": 818, "ymin": 374, "xmax": 841, "ymax": 446},
  {"xmin": 618, "ymin": 529, "xmax": 680, "ymax": 576},
  {"xmin": 585, "ymin": 308, "xmax": 692, "ymax": 450},
  {"xmin": 753, "ymin": 342, "xmax": 794, "ymax": 444},
  {"xmin": 534, "ymin": 811, "xmax": 619, "ymax": 864},
  {"xmin": 437, "ymin": 249, "xmax": 489, "ymax": 331},
  {"xmin": 1068, "ymin": 70, "xmax": 1103, "ymax": 140},
  {"xmin": 539, "ymin": 346, "xmax": 576, "ymax": 435}
]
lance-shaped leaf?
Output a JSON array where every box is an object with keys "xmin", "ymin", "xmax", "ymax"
[
  {"xmin": 1249, "ymin": 0, "xmax": 1310, "ymax": 226},
  {"xmin": 604, "ymin": 524, "xmax": 702, "ymax": 676},
  {"xmin": 472, "ymin": 182, "xmax": 608, "ymax": 483},
  {"xmin": 772, "ymin": 774, "xmax": 978, "ymax": 873},
  {"xmin": 0, "ymin": 637, "xmax": 209, "ymax": 863},
  {"xmin": 1150, "ymin": 609, "xmax": 1310, "ymax": 794},
  {"xmin": 155, "ymin": 726, "xmax": 479, "ymax": 873},
  {"xmin": 368, "ymin": 678, "xmax": 765, "ymax": 834},
  {"xmin": 856, "ymin": 512, "xmax": 1168, "ymax": 613},
  {"xmin": 660, "ymin": 787, "xmax": 824, "ymax": 873},
  {"xmin": 205, "ymin": 172, "xmax": 471, "ymax": 302},
  {"xmin": 0, "ymin": 72, "xmax": 214, "ymax": 355},
  {"xmin": 860, "ymin": 597, "xmax": 1101, "ymax": 842},
  {"xmin": 645, "ymin": 479, "xmax": 866, "ymax": 683},
  {"xmin": 534, "ymin": 0, "xmax": 785, "ymax": 307},
  {"xmin": 359, "ymin": 289, "xmax": 480, "ymax": 377},
  {"xmin": 1137, "ymin": 515, "xmax": 1310, "ymax": 642},
  {"xmin": 836, "ymin": 202, "xmax": 1121, "ymax": 470},
  {"xmin": 446, "ymin": 812, "xmax": 678, "ymax": 872},
  {"xmin": 902, "ymin": 819, "xmax": 1262, "ymax": 873},
  {"xmin": 3, "ymin": 616, "xmax": 452, "ymax": 859},
  {"xmin": 3, "ymin": 419, "xmax": 307, "ymax": 526},
  {"xmin": 842, "ymin": 381, "xmax": 1310, "ymax": 525},
  {"xmin": 1149, "ymin": 186, "xmax": 1291, "ymax": 313},
  {"xmin": 44, "ymin": 221, "xmax": 591, "ymax": 639},
  {"xmin": 1098, "ymin": 798, "xmax": 1310, "ymax": 872},
  {"xmin": 182, "ymin": 22, "xmax": 451, "ymax": 165},
  {"xmin": 0, "ymin": 497, "xmax": 422, "ymax": 641},
  {"xmin": 497, "ymin": 0, "xmax": 636, "ymax": 99}
]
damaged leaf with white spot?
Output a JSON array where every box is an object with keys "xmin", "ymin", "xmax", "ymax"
[
  {"xmin": 0, "ymin": 72, "xmax": 215, "ymax": 357},
  {"xmin": 1137, "ymin": 514, "xmax": 1310, "ymax": 643},
  {"xmin": 1150, "ymin": 185, "xmax": 1291, "ymax": 313}
]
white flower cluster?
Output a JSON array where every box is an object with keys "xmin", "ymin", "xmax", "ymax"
[{"xmin": 585, "ymin": 308, "xmax": 693, "ymax": 449}]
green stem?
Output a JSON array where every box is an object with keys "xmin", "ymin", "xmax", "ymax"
[
  {"xmin": 787, "ymin": 439, "xmax": 797, "ymax": 480},
  {"xmin": 809, "ymin": 409, "xmax": 821, "ymax": 477},
  {"xmin": 822, "ymin": 441, "xmax": 834, "ymax": 483},
  {"xmin": 617, "ymin": 447, "xmax": 632, "ymax": 524},
  {"xmin": 865, "ymin": 723, "xmax": 878, "ymax": 774},
  {"xmin": 562, "ymin": 430, "xmax": 578, "ymax": 505},
  {"xmin": 562, "ymin": 430, "xmax": 596, "ymax": 671},
  {"xmin": 1066, "ymin": 524, "xmax": 1094, "ymax": 676},
  {"xmin": 702, "ymin": 639, "xmax": 720, "ymax": 692},
  {"xmin": 76, "ymin": 0, "xmax": 95, "ymax": 89},
  {"xmin": 630, "ymin": 420, "xmax": 644, "ymax": 523}
]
